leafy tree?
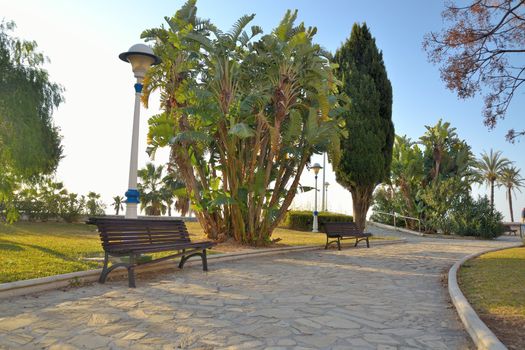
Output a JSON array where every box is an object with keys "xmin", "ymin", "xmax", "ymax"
[
  {"xmin": 373, "ymin": 120, "xmax": 479, "ymax": 234},
  {"xmin": 497, "ymin": 166, "xmax": 524, "ymax": 222},
  {"xmin": 0, "ymin": 21, "xmax": 64, "ymax": 222},
  {"xmin": 474, "ymin": 149, "xmax": 511, "ymax": 208},
  {"xmin": 333, "ymin": 23, "xmax": 394, "ymax": 230},
  {"xmin": 162, "ymin": 171, "xmax": 189, "ymax": 217},
  {"xmin": 138, "ymin": 163, "xmax": 167, "ymax": 216},
  {"xmin": 85, "ymin": 191, "xmax": 105, "ymax": 216},
  {"xmin": 389, "ymin": 135, "xmax": 424, "ymax": 227},
  {"xmin": 423, "ymin": 0, "xmax": 525, "ymax": 142},
  {"xmin": 111, "ymin": 195, "xmax": 124, "ymax": 215},
  {"xmin": 142, "ymin": 2, "xmax": 341, "ymax": 244}
]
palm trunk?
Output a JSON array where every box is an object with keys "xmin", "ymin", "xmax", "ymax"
[
  {"xmin": 490, "ymin": 180, "xmax": 495, "ymax": 209},
  {"xmin": 508, "ymin": 187, "xmax": 514, "ymax": 222}
]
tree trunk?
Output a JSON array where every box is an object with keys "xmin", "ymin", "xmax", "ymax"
[
  {"xmin": 351, "ymin": 186, "xmax": 374, "ymax": 231},
  {"xmin": 490, "ymin": 180, "xmax": 495, "ymax": 209},
  {"xmin": 508, "ymin": 187, "xmax": 514, "ymax": 222}
]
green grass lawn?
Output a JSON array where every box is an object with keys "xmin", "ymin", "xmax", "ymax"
[
  {"xmin": 459, "ymin": 246, "xmax": 525, "ymax": 349},
  {"xmin": 0, "ymin": 221, "xmax": 390, "ymax": 283},
  {"xmin": 459, "ymin": 246, "xmax": 525, "ymax": 317}
]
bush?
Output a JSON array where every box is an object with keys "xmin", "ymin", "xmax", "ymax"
[
  {"xmin": 281, "ymin": 210, "xmax": 353, "ymax": 231},
  {"xmin": 448, "ymin": 196, "xmax": 504, "ymax": 239}
]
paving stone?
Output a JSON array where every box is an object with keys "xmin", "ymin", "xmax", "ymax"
[{"xmin": 0, "ymin": 228, "xmax": 515, "ymax": 349}]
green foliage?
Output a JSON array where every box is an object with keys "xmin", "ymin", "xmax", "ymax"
[
  {"xmin": 372, "ymin": 120, "xmax": 506, "ymax": 238},
  {"xmin": 14, "ymin": 178, "xmax": 103, "ymax": 222},
  {"xmin": 85, "ymin": 192, "xmax": 106, "ymax": 217},
  {"xmin": 281, "ymin": 210, "xmax": 353, "ymax": 232},
  {"xmin": 138, "ymin": 163, "xmax": 167, "ymax": 216},
  {"xmin": 0, "ymin": 21, "xmax": 64, "ymax": 223},
  {"xmin": 448, "ymin": 196, "xmax": 504, "ymax": 239},
  {"xmin": 333, "ymin": 23, "xmax": 394, "ymax": 229},
  {"xmin": 142, "ymin": 1, "xmax": 342, "ymax": 244},
  {"xmin": 111, "ymin": 196, "xmax": 124, "ymax": 215}
]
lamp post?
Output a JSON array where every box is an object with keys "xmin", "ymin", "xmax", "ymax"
[
  {"xmin": 311, "ymin": 163, "xmax": 322, "ymax": 232},
  {"xmin": 324, "ymin": 181, "xmax": 330, "ymax": 212},
  {"xmin": 321, "ymin": 152, "xmax": 326, "ymax": 211},
  {"xmin": 119, "ymin": 44, "xmax": 161, "ymax": 219}
]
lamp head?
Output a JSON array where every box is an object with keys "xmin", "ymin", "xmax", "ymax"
[
  {"xmin": 311, "ymin": 163, "xmax": 322, "ymax": 175},
  {"xmin": 119, "ymin": 43, "xmax": 161, "ymax": 79},
  {"xmin": 325, "ymin": 181, "xmax": 330, "ymax": 187}
]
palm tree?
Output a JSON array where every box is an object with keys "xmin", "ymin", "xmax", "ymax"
[
  {"xmin": 163, "ymin": 169, "xmax": 190, "ymax": 217},
  {"xmin": 497, "ymin": 166, "xmax": 524, "ymax": 222},
  {"xmin": 138, "ymin": 163, "xmax": 167, "ymax": 216},
  {"xmin": 474, "ymin": 149, "xmax": 511, "ymax": 208},
  {"xmin": 419, "ymin": 119, "xmax": 458, "ymax": 181},
  {"xmin": 111, "ymin": 195, "xmax": 124, "ymax": 215}
]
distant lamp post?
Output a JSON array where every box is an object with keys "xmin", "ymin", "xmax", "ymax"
[
  {"xmin": 311, "ymin": 163, "xmax": 322, "ymax": 232},
  {"xmin": 324, "ymin": 181, "xmax": 330, "ymax": 212},
  {"xmin": 119, "ymin": 44, "xmax": 161, "ymax": 219}
]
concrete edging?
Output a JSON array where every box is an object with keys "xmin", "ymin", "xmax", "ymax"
[
  {"xmin": 0, "ymin": 238, "xmax": 406, "ymax": 299},
  {"xmin": 448, "ymin": 244, "xmax": 522, "ymax": 350}
]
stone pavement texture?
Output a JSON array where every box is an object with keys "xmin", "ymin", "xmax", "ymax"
[{"xmin": 0, "ymin": 227, "xmax": 519, "ymax": 350}]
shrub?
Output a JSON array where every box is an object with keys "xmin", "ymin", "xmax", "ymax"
[
  {"xmin": 281, "ymin": 210, "xmax": 353, "ymax": 231},
  {"xmin": 448, "ymin": 196, "xmax": 504, "ymax": 239}
]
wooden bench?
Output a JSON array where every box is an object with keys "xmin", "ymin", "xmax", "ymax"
[
  {"xmin": 502, "ymin": 224, "xmax": 518, "ymax": 236},
  {"xmin": 88, "ymin": 218, "xmax": 216, "ymax": 288},
  {"xmin": 321, "ymin": 222, "xmax": 372, "ymax": 250}
]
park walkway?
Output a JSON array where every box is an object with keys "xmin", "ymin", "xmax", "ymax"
[{"xmin": 0, "ymin": 228, "xmax": 518, "ymax": 350}]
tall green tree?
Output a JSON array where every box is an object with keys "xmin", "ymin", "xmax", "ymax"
[
  {"xmin": 142, "ymin": 2, "xmax": 342, "ymax": 244},
  {"xmin": 0, "ymin": 21, "xmax": 64, "ymax": 222},
  {"xmin": 333, "ymin": 23, "xmax": 394, "ymax": 230},
  {"xmin": 138, "ymin": 163, "xmax": 167, "ymax": 216},
  {"xmin": 111, "ymin": 195, "xmax": 124, "ymax": 215},
  {"xmin": 497, "ymin": 166, "xmax": 524, "ymax": 222},
  {"xmin": 474, "ymin": 149, "xmax": 511, "ymax": 208}
]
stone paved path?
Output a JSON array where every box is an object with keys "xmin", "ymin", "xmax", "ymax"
[{"xmin": 0, "ymin": 228, "xmax": 518, "ymax": 350}]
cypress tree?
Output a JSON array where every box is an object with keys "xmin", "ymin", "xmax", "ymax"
[{"xmin": 333, "ymin": 23, "xmax": 394, "ymax": 230}]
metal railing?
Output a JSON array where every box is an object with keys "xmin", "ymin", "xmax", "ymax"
[{"xmin": 373, "ymin": 211, "xmax": 422, "ymax": 233}]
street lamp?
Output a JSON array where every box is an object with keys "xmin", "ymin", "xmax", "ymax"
[
  {"xmin": 119, "ymin": 44, "xmax": 161, "ymax": 219},
  {"xmin": 324, "ymin": 181, "xmax": 330, "ymax": 212},
  {"xmin": 310, "ymin": 163, "xmax": 322, "ymax": 232}
]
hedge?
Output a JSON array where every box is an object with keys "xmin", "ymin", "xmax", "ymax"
[{"xmin": 281, "ymin": 210, "xmax": 353, "ymax": 231}]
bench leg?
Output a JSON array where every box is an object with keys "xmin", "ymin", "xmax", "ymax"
[
  {"xmin": 178, "ymin": 251, "xmax": 206, "ymax": 270},
  {"xmin": 202, "ymin": 249, "xmax": 208, "ymax": 271},
  {"xmin": 354, "ymin": 238, "xmax": 359, "ymax": 247},
  {"xmin": 337, "ymin": 237, "xmax": 341, "ymax": 251},
  {"xmin": 325, "ymin": 235, "xmax": 329, "ymax": 249},
  {"xmin": 99, "ymin": 252, "xmax": 110, "ymax": 284},
  {"xmin": 128, "ymin": 254, "xmax": 136, "ymax": 288},
  {"xmin": 366, "ymin": 237, "xmax": 370, "ymax": 248}
]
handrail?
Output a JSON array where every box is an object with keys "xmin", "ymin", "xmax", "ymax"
[{"xmin": 373, "ymin": 211, "xmax": 422, "ymax": 233}]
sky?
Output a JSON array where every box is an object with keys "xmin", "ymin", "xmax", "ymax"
[{"xmin": 2, "ymin": 0, "xmax": 524, "ymax": 221}]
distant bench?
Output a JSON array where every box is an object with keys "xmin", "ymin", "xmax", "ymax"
[
  {"xmin": 88, "ymin": 218, "xmax": 215, "ymax": 288},
  {"xmin": 321, "ymin": 222, "xmax": 372, "ymax": 250},
  {"xmin": 502, "ymin": 224, "xmax": 518, "ymax": 236}
]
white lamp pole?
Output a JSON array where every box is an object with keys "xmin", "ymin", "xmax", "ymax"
[
  {"xmin": 311, "ymin": 163, "xmax": 322, "ymax": 232},
  {"xmin": 321, "ymin": 152, "xmax": 326, "ymax": 211},
  {"xmin": 324, "ymin": 181, "xmax": 329, "ymax": 212},
  {"xmin": 119, "ymin": 44, "xmax": 160, "ymax": 219}
]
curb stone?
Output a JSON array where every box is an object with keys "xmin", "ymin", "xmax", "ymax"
[
  {"xmin": 448, "ymin": 243, "xmax": 522, "ymax": 350},
  {"xmin": 0, "ymin": 238, "xmax": 406, "ymax": 299}
]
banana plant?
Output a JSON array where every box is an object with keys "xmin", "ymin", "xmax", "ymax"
[{"xmin": 141, "ymin": 1, "xmax": 342, "ymax": 244}]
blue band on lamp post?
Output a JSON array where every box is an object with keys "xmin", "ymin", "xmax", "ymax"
[
  {"xmin": 125, "ymin": 189, "xmax": 140, "ymax": 204},
  {"xmin": 134, "ymin": 83, "xmax": 143, "ymax": 93},
  {"xmin": 314, "ymin": 211, "xmax": 318, "ymax": 216}
]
